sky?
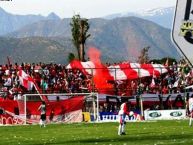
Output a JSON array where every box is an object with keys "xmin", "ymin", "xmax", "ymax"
[{"xmin": 0, "ymin": 0, "xmax": 176, "ymax": 18}]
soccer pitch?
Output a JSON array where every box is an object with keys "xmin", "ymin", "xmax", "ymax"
[{"xmin": 1, "ymin": 120, "xmax": 193, "ymax": 145}]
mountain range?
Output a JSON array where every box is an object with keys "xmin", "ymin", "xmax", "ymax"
[
  {"xmin": 104, "ymin": 7, "xmax": 175, "ymax": 29},
  {"xmin": 0, "ymin": 7, "xmax": 60, "ymax": 36},
  {"xmin": 0, "ymin": 7, "xmax": 174, "ymax": 36},
  {"xmin": 0, "ymin": 7, "xmax": 180, "ymax": 64}
]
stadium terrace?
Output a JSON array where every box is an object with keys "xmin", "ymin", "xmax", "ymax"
[{"xmin": 0, "ymin": 60, "xmax": 192, "ymax": 125}]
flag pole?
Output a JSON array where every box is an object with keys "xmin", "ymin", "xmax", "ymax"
[
  {"xmin": 32, "ymin": 82, "xmax": 48, "ymax": 102},
  {"xmin": 33, "ymin": 83, "xmax": 43, "ymax": 100}
]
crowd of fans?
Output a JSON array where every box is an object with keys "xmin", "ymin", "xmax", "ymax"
[
  {"xmin": 0, "ymin": 62, "xmax": 93, "ymax": 100},
  {"xmin": 0, "ymin": 60, "xmax": 192, "ymax": 103},
  {"xmin": 108, "ymin": 60, "xmax": 193, "ymax": 97}
]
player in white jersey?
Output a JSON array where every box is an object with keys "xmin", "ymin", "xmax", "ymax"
[
  {"xmin": 118, "ymin": 102, "xmax": 129, "ymax": 135},
  {"xmin": 188, "ymin": 96, "xmax": 193, "ymax": 126}
]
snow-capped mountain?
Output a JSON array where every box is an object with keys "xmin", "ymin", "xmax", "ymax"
[
  {"xmin": 137, "ymin": 7, "xmax": 174, "ymax": 16},
  {"xmin": 104, "ymin": 7, "xmax": 175, "ymax": 28}
]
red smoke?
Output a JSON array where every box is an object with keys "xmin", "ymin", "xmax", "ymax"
[
  {"xmin": 87, "ymin": 47, "xmax": 114, "ymax": 94},
  {"xmin": 129, "ymin": 48, "xmax": 139, "ymax": 61}
]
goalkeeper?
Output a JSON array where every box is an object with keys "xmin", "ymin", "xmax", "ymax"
[{"xmin": 118, "ymin": 101, "xmax": 130, "ymax": 135}]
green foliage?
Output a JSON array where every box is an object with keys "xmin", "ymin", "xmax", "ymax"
[
  {"xmin": 150, "ymin": 59, "xmax": 162, "ymax": 64},
  {"xmin": 70, "ymin": 14, "xmax": 90, "ymax": 61},
  {"xmin": 161, "ymin": 57, "xmax": 177, "ymax": 65},
  {"xmin": 150, "ymin": 57, "xmax": 177, "ymax": 65},
  {"xmin": 70, "ymin": 15, "xmax": 81, "ymax": 59},
  {"xmin": 68, "ymin": 52, "xmax": 76, "ymax": 63},
  {"xmin": 0, "ymin": 121, "xmax": 193, "ymax": 145}
]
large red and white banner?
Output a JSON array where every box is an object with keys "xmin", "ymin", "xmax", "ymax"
[{"xmin": 66, "ymin": 61, "xmax": 168, "ymax": 80}]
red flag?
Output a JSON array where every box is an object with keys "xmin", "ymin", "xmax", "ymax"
[
  {"xmin": 18, "ymin": 70, "xmax": 48, "ymax": 102},
  {"xmin": 18, "ymin": 70, "xmax": 34, "ymax": 90}
]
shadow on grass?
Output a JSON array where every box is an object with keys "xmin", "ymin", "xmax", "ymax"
[{"xmin": 31, "ymin": 134, "xmax": 193, "ymax": 145}]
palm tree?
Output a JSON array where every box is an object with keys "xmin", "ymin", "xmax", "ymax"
[{"xmin": 70, "ymin": 14, "xmax": 90, "ymax": 61}]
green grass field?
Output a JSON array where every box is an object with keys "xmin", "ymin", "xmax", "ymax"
[{"xmin": 0, "ymin": 120, "xmax": 193, "ymax": 145}]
